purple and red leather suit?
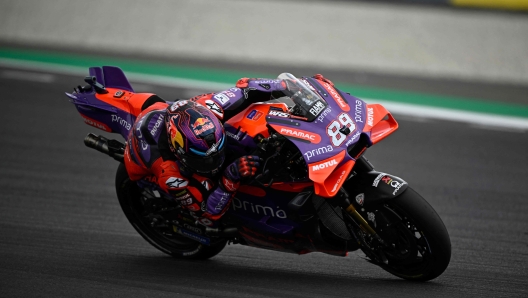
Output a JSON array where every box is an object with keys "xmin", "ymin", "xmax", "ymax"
[{"xmin": 124, "ymin": 77, "xmax": 286, "ymax": 226}]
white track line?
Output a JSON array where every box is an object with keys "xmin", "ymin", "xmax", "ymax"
[{"xmin": 1, "ymin": 58, "xmax": 527, "ymax": 132}]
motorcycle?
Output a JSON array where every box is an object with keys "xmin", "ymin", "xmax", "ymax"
[{"xmin": 66, "ymin": 66, "xmax": 451, "ymax": 281}]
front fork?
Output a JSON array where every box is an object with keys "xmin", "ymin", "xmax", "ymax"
[{"xmin": 335, "ymin": 188, "xmax": 384, "ymax": 243}]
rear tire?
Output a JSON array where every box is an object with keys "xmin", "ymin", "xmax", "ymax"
[
  {"xmin": 359, "ymin": 187, "xmax": 451, "ymax": 281},
  {"xmin": 115, "ymin": 163, "xmax": 226, "ymax": 259}
]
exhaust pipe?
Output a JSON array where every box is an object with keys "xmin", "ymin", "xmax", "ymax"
[{"xmin": 84, "ymin": 133, "xmax": 125, "ymax": 162}]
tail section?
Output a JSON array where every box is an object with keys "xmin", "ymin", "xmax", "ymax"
[
  {"xmin": 66, "ymin": 66, "xmax": 166, "ymax": 139},
  {"xmin": 89, "ymin": 66, "xmax": 134, "ymax": 92}
]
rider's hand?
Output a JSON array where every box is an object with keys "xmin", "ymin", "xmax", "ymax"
[
  {"xmin": 235, "ymin": 78, "xmax": 287, "ymax": 92},
  {"xmin": 221, "ymin": 156, "xmax": 261, "ymax": 192}
]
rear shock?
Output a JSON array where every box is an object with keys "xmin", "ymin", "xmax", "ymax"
[{"xmin": 84, "ymin": 133, "xmax": 125, "ymax": 162}]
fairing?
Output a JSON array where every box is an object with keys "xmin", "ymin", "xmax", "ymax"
[
  {"xmin": 66, "ymin": 66, "xmax": 161, "ymax": 139},
  {"xmin": 224, "ymin": 73, "xmax": 399, "ymax": 198}
]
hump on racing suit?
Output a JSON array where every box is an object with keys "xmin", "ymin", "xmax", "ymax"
[{"xmin": 123, "ymin": 76, "xmax": 295, "ymax": 226}]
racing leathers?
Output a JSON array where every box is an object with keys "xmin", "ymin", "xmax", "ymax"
[{"xmin": 123, "ymin": 77, "xmax": 287, "ymax": 227}]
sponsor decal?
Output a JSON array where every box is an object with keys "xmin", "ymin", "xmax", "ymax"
[
  {"xmin": 114, "ymin": 90, "xmax": 124, "ymax": 98},
  {"xmin": 169, "ymin": 100, "xmax": 189, "ymax": 112},
  {"xmin": 169, "ymin": 121, "xmax": 184, "ymax": 148},
  {"xmin": 215, "ymin": 191, "xmax": 231, "ymax": 211},
  {"xmin": 355, "ymin": 193, "xmax": 365, "ymax": 206},
  {"xmin": 165, "ymin": 177, "xmax": 189, "ymax": 189},
  {"xmin": 301, "ymin": 79, "xmax": 317, "ymax": 92},
  {"xmin": 381, "ymin": 176, "xmax": 406, "ymax": 195},
  {"xmin": 259, "ymin": 83, "xmax": 271, "ymax": 90},
  {"xmin": 183, "ymin": 223, "xmax": 203, "ymax": 234},
  {"xmin": 367, "ymin": 212, "xmax": 376, "ymax": 227},
  {"xmin": 222, "ymin": 176, "xmax": 238, "ymax": 192},
  {"xmin": 247, "ymin": 110, "xmax": 256, "ymax": 119},
  {"xmin": 354, "ymin": 100, "xmax": 363, "ymax": 123},
  {"xmin": 144, "ymin": 175, "xmax": 158, "ymax": 184},
  {"xmin": 192, "ymin": 117, "xmax": 215, "ymax": 135},
  {"xmin": 309, "ymin": 101, "xmax": 325, "ymax": 116},
  {"xmin": 323, "ymin": 82, "xmax": 348, "ymax": 111},
  {"xmin": 214, "ymin": 90, "xmax": 237, "ymax": 105},
  {"xmin": 345, "ymin": 131, "xmax": 361, "ymax": 147},
  {"xmin": 173, "ymin": 226, "xmax": 210, "ymax": 245},
  {"xmin": 225, "ymin": 131, "xmax": 240, "ymax": 141},
  {"xmin": 82, "ymin": 115, "xmax": 110, "ymax": 131},
  {"xmin": 232, "ymin": 198, "xmax": 287, "ymax": 219},
  {"xmin": 372, "ymin": 173, "xmax": 386, "ymax": 187},
  {"xmin": 205, "ymin": 99, "xmax": 224, "ymax": 118},
  {"xmin": 311, "ymin": 159, "xmax": 338, "ymax": 171},
  {"xmin": 254, "ymin": 79, "xmax": 280, "ymax": 84},
  {"xmin": 303, "ymin": 145, "xmax": 333, "ymax": 161},
  {"xmin": 201, "ymin": 180, "xmax": 212, "ymax": 191},
  {"xmin": 136, "ymin": 119, "xmax": 144, "ymax": 138},
  {"xmin": 214, "ymin": 93, "xmax": 230, "ymax": 105},
  {"xmin": 197, "ymin": 218, "xmax": 213, "ymax": 227},
  {"xmin": 331, "ymin": 170, "xmax": 347, "ymax": 192},
  {"xmin": 141, "ymin": 140, "xmax": 148, "ymax": 151},
  {"xmin": 150, "ymin": 114, "xmax": 164, "ymax": 136},
  {"xmin": 268, "ymin": 110, "xmax": 289, "ymax": 118},
  {"xmin": 280, "ymin": 127, "xmax": 320, "ymax": 143},
  {"xmin": 367, "ymin": 107, "xmax": 374, "ymax": 127},
  {"xmin": 247, "ymin": 109, "xmax": 263, "ymax": 120},
  {"xmin": 253, "ymin": 111, "xmax": 263, "ymax": 121},
  {"xmin": 205, "ymin": 138, "xmax": 222, "ymax": 156},
  {"xmin": 243, "ymin": 87, "xmax": 256, "ymax": 99},
  {"xmin": 316, "ymin": 107, "xmax": 331, "ymax": 123},
  {"xmin": 301, "ymin": 96, "xmax": 314, "ymax": 106},
  {"xmin": 174, "ymin": 192, "xmax": 191, "ymax": 202},
  {"xmin": 182, "ymin": 246, "xmax": 202, "ymax": 257}
]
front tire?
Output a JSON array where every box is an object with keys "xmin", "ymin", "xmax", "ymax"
[
  {"xmin": 358, "ymin": 187, "xmax": 451, "ymax": 281},
  {"xmin": 115, "ymin": 163, "xmax": 226, "ymax": 259}
]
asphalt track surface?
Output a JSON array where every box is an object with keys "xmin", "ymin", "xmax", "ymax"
[{"xmin": 0, "ymin": 66, "xmax": 527, "ymax": 297}]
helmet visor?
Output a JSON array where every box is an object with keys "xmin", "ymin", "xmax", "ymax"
[{"xmin": 180, "ymin": 137, "xmax": 226, "ymax": 174}]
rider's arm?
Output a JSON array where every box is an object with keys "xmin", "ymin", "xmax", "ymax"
[
  {"xmin": 148, "ymin": 154, "xmax": 260, "ymax": 226},
  {"xmin": 190, "ymin": 78, "xmax": 286, "ymax": 121}
]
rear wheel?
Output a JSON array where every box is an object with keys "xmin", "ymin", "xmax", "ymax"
[
  {"xmin": 354, "ymin": 187, "xmax": 451, "ymax": 281},
  {"xmin": 115, "ymin": 163, "xmax": 226, "ymax": 259}
]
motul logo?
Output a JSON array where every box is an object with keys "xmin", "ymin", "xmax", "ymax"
[{"xmin": 312, "ymin": 159, "xmax": 338, "ymax": 171}]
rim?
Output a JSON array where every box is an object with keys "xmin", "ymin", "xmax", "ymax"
[
  {"xmin": 355, "ymin": 204, "xmax": 435, "ymax": 277},
  {"xmin": 125, "ymin": 182, "xmax": 202, "ymax": 252},
  {"xmin": 380, "ymin": 204, "xmax": 433, "ymax": 275}
]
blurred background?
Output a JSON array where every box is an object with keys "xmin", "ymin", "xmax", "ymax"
[{"xmin": 0, "ymin": 0, "xmax": 527, "ymax": 297}]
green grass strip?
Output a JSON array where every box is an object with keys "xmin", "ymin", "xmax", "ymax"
[{"xmin": 1, "ymin": 46, "xmax": 527, "ymax": 118}]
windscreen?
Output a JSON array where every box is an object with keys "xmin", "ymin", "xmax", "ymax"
[{"xmin": 277, "ymin": 73, "xmax": 327, "ymax": 122}]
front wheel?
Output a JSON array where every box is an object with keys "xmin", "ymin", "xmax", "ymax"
[
  {"xmin": 354, "ymin": 187, "xmax": 451, "ymax": 281},
  {"xmin": 115, "ymin": 163, "xmax": 227, "ymax": 259}
]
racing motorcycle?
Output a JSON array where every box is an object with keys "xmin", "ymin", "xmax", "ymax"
[{"xmin": 66, "ymin": 66, "xmax": 451, "ymax": 281}]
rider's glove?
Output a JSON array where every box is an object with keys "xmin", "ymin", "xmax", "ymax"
[
  {"xmin": 235, "ymin": 78, "xmax": 287, "ymax": 92},
  {"xmin": 221, "ymin": 155, "xmax": 261, "ymax": 192}
]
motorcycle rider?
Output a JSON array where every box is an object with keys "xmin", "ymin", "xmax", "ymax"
[{"xmin": 124, "ymin": 76, "xmax": 300, "ymax": 228}]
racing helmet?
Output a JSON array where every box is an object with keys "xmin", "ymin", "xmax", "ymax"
[{"xmin": 165, "ymin": 100, "xmax": 226, "ymax": 175}]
